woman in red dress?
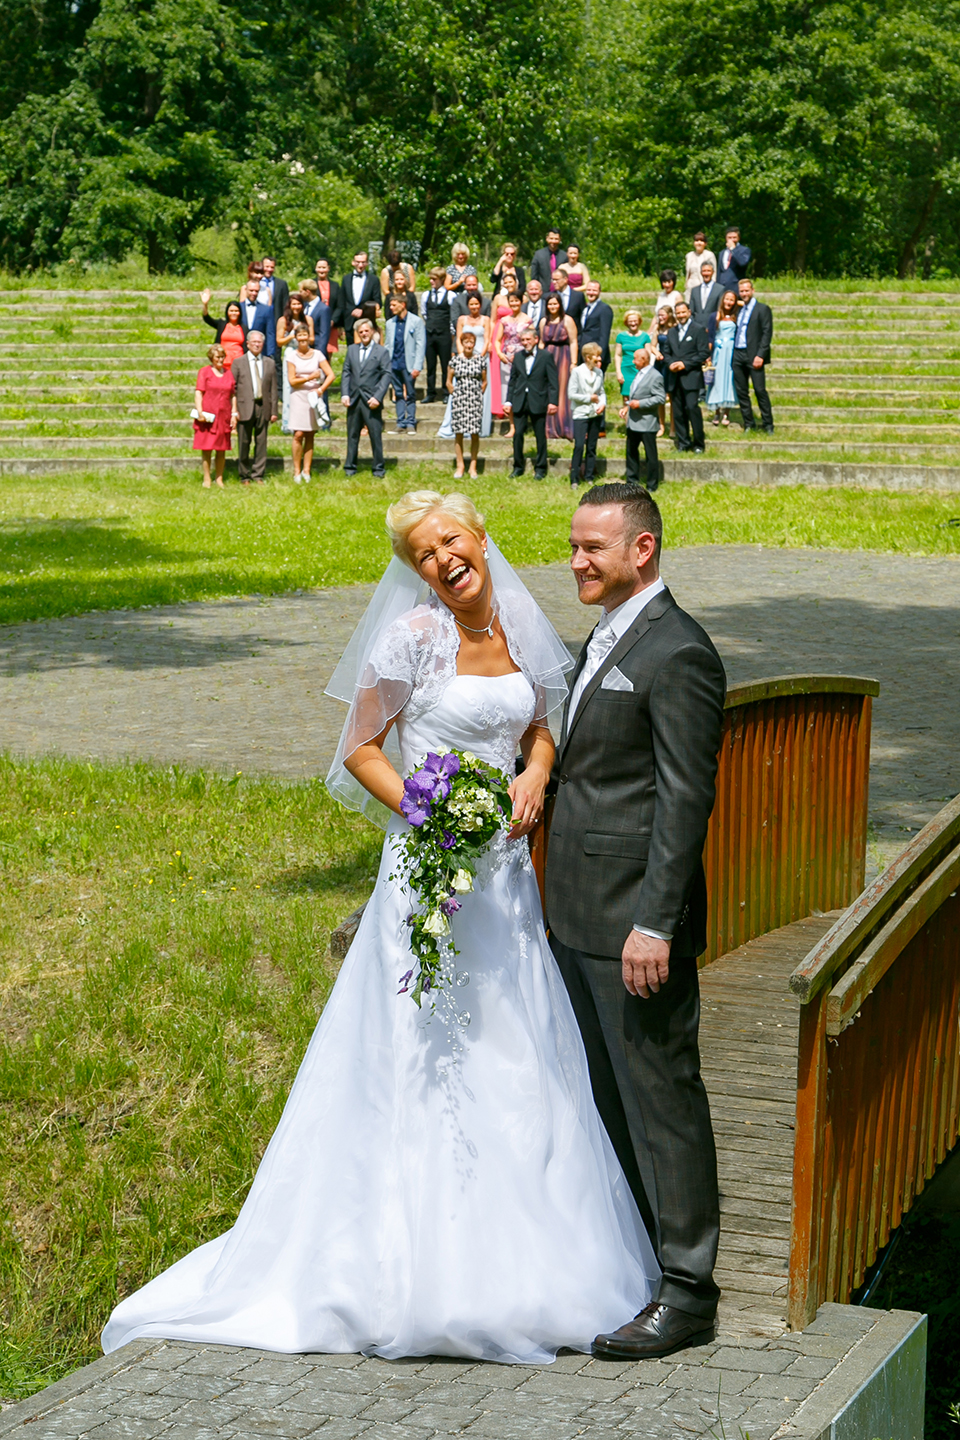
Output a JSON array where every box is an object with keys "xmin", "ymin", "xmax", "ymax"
[{"xmin": 193, "ymin": 344, "xmax": 236, "ymax": 488}]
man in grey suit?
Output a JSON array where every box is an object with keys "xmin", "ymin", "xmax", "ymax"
[
  {"xmin": 687, "ymin": 261, "xmax": 724, "ymax": 323},
  {"xmin": 230, "ymin": 330, "xmax": 277, "ymax": 484},
  {"xmin": 619, "ymin": 350, "xmax": 665, "ymax": 490},
  {"xmin": 449, "ymin": 274, "xmax": 491, "ymax": 325},
  {"xmin": 340, "ymin": 318, "xmax": 391, "ymax": 478},
  {"xmin": 546, "ymin": 482, "xmax": 726, "ymax": 1360}
]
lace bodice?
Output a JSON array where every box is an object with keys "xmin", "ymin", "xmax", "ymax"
[{"xmin": 396, "ymin": 671, "xmax": 536, "ymax": 778}]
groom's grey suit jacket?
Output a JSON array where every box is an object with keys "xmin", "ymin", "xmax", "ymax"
[{"xmin": 545, "ymin": 587, "xmax": 726, "ymax": 959}]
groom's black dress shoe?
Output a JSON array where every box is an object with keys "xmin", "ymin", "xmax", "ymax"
[{"xmin": 592, "ymin": 1301, "xmax": 715, "ymax": 1360}]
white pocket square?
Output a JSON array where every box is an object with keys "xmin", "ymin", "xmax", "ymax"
[{"xmin": 601, "ymin": 666, "xmax": 634, "ymax": 692}]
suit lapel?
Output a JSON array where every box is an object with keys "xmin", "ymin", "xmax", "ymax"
[{"xmin": 560, "ymin": 589, "xmax": 675, "ymax": 755}]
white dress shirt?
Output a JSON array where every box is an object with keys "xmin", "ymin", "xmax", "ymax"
[
  {"xmin": 524, "ymin": 350, "xmax": 536, "ymax": 374},
  {"xmin": 567, "ymin": 577, "xmax": 671, "ymax": 942},
  {"xmin": 735, "ymin": 296, "xmax": 756, "ymax": 348},
  {"xmin": 244, "ymin": 300, "xmax": 259, "ymax": 326},
  {"xmin": 569, "ymin": 578, "xmax": 665, "ymax": 719},
  {"xmin": 351, "ymin": 273, "xmax": 366, "ymax": 304},
  {"xmin": 246, "ymin": 352, "xmax": 263, "ymax": 399}
]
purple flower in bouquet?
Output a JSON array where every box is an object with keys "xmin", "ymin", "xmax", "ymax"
[
  {"xmin": 400, "ymin": 771, "xmax": 434, "ymax": 826},
  {"xmin": 440, "ymin": 897, "xmax": 461, "ymax": 917},
  {"xmin": 398, "ymin": 968, "xmax": 414, "ymax": 994},
  {"xmin": 440, "ymin": 830, "xmax": 456, "ymax": 850},
  {"xmin": 423, "ymin": 751, "xmax": 461, "ymax": 801}
]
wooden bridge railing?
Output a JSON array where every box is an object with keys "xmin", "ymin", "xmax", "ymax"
[
  {"xmin": 787, "ymin": 792, "xmax": 960, "ymax": 1330},
  {"xmin": 701, "ymin": 675, "xmax": 879, "ymax": 965}
]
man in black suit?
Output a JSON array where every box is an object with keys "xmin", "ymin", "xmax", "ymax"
[
  {"xmin": 340, "ymin": 318, "xmax": 391, "ymax": 478},
  {"xmin": 688, "ymin": 261, "xmax": 725, "ymax": 323},
  {"xmin": 660, "ymin": 300, "xmax": 709, "ymax": 452},
  {"xmin": 503, "ymin": 327, "xmax": 559, "ymax": 479},
  {"xmin": 552, "ymin": 268, "xmax": 585, "ymax": 328},
  {"xmin": 449, "ymin": 274, "xmax": 491, "ymax": 326},
  {"xmin": 528, "ymin": 229, "xmax": 568, "ymax": 290},
  {"xmin": 579, "ymin": 281, "xmax": 614, "ymax": 370},
  {"xmin": 421, "ymin": 266, "xmax": 453, "ymax": 404},
  {"xmin": 340, "ymin": 252, "xmax": 382, "ymax": 345},
  {"xmin": 732, "ymin": 279, "xmax": 774, "ymax": 433},
  {"xmin": 547, "ymin": 481, "xmax": 726, "ymax": 1359},
  {"xmin": 260, "ymin": 257, "xmax": 289, "ymax": 324},
  {"xmin": 716, "ymin": 227, "xmax": 752, "ymax": 293},
  {"xmin": 521, "ymin": 279, "xmax": 547, "ymax": 335}
]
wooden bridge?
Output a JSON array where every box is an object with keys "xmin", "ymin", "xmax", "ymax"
[{"xmin": 533, "ymin": 673, "xmax": 960, "ymax": 1338}]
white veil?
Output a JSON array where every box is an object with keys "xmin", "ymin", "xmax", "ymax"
[{"xmin": 324, "ymin": 539, "xmax": 573, "ymax": 827}]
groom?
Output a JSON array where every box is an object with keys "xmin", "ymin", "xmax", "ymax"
[{"xmin": 546, "ymin": 482, "xmax": 726, "ymax": 1358}]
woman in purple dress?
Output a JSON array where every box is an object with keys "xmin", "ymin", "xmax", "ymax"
[{"xmin": 539, "ymin": 293, "xmax": 578, "ymax": 441}]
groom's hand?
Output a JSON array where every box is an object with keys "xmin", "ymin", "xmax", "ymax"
[{"xmin": 622, "ymin": 930, "xmax": 670, "ymax": 999}]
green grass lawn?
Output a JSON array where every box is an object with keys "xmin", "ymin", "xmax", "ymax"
[
  {"xmin": 0, "ymin": 756, "xmax": 378, "ymax": 1401},
  {"xmin": 1, "ymin": 470, "xmax": 959, "ymax": 627}
]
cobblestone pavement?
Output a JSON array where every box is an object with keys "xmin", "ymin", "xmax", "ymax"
[
  {"xmin": 0, "ymin": 1305, "xmax": 911, "ymax": 1440},
  {"xmin": 1, "ymin": 547, "xmax": 958, "ymax": 867}
]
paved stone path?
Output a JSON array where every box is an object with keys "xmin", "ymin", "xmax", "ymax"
[
  {"xmin": 2, "ymin": 547, "xmax": 958, "ymax": 868},
  {"xmin": 0, "ymin": 1305, "xmax": 923, "ymax": 1440}
]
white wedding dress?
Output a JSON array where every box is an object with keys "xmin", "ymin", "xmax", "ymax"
[{"xmin": 102, "ymin": 669, "xmax": 659, "ymax": 1364}]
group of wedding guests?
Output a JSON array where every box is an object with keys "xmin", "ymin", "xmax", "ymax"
[{"xmin": 191, "ymin": 231, "xmax": 773, "ymax": 488}]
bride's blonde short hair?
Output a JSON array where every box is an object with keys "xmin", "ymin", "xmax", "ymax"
[{"xmin": 386, "ymin": 490, "xmax": 486, "ymax": 569}]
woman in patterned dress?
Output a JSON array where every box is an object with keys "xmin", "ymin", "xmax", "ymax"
[
  {"xmin": 446, "ymin": 329, "xmax": 487, "ymax": 479},
  {"xmin": 444, "ymin": 243, "xmax": 478, "ymax": 295},
  {"xmin": 539, "ymin": 292, "xmax": 577, "ymax": 441}
]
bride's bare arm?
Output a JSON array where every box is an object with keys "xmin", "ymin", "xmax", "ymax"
[
  {"xmin": 508, "ymin": 723, "xmax": 554, "ymax": 838},
  {"xmin": 343, "ymin": 726, "xmax": 406, "ymax": 816}
]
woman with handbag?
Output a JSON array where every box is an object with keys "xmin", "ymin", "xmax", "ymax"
[{"xmin": 287, "ymin": 323, "xmax": 334, "ymax": 483}]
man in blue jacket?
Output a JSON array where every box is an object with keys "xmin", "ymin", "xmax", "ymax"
[
  {"xmin": 716, "ymin": 227, "xmax": 751, "ymax": 293},
  {"xmin": 384, "ymin": 292, "xmax": 427, "ymax": 433},
  {"xmin": 237, "ymin": 280, "xmax": 277, "ymax": 358}
]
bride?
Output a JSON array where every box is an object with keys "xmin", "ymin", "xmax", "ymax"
[{"xmin": 102, "ymin": 490, "xmax": 659, "ymax": 1364}]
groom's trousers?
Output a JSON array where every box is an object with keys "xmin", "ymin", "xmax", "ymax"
[{"xmin": 550, "ymin": 937, "xmax": 721, "ymax": 1320}]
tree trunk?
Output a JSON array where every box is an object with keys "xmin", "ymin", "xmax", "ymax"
[
  {"xmin": 146, "ymin": 230, "xmax": 165, "ymax": 274},
  {"xmin": 794, "ymin": 211, "xmax": 808, "ymax": 275},
  {"xmin": 382, "ymin": 199, "xmax": 399, "ymax": 253},
  {"xmin": 421, "ymin": 189, "xmax": 438, "ymax": 259},
  {"xmin": 897, "ymin": 180, "xmax": 941, "ymax": 278},
  {"xmin": 921, "ymin": 234, "xmax": 937, "ymax": 280}
]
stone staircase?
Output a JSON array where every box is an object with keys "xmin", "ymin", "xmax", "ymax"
[{"xmin": 1, "ymin": 286, "xmax": 958, "ymax": 486}]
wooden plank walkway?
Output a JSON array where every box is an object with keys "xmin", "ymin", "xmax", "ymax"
[{"xmin": 701, "ymin": 912, "xmax": 840, "ymax": 1339}]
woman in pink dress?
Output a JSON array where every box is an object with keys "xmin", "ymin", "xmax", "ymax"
[
  {"xmin": 492, "ymin": 290, "xmax": 526, "ymax": 437},
  {"xmin": 563, "ymin": 245, "xmax": 590, "ymax": 289},
  {"xmin": 192, "ymin": 344, "xmax": 235, "ymax": 488},
  {"xmin": 489, "ymin": 273, "xmax": 520, "ymax": 419},
  {"xmin": 539, "ymin": 293, "xmax": 577, "ymax": 441}
]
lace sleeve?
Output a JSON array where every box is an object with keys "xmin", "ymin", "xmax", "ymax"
[{"xmin": 342, "ymin": 620, "xmax": 418, "ymax": 755}]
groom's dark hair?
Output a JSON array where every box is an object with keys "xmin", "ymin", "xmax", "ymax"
[{"xmin": 579, "ymin": 483, "xmax": 662, "ymax": 560}]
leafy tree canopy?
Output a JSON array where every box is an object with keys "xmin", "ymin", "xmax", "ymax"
[{"xmin": 0, "ymin": 0, "xmax": 957, "ymax": 275}]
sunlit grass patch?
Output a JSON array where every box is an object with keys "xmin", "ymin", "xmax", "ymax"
[{"xmin": 0, "ymin": 755, "xmax": 378, "ymax": 1399}]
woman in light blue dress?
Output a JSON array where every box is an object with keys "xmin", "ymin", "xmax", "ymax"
[{"xmin": 705, "ymin": 290, "xmax": 739, "ymax": 425}]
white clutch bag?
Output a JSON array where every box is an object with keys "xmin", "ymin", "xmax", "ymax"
[{"xmin": 190, "ymin": 407, "xmax": 216, "ymax": 423}]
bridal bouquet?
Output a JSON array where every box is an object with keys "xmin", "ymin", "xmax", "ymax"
[{"xmin": 394, "ymin": 749, "xmax": 512, "ymax": 1007}]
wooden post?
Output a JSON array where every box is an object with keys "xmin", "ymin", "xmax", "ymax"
[{"xmin": 789, "ymin": 987, "xmax": 829, "ymax": 1330}]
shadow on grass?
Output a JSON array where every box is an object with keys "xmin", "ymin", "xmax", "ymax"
[
  {"xmin": 268, "ymin": 858, "xmax": 379, "ymax": 897},
  {"xmin": 0, "ymin": 605, "xmax": 310, "ymax": 675}
]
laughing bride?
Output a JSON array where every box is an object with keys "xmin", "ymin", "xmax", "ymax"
[{"xmin": 102, "ymin": 489, "xmax": 658, "ymax": 1365}]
